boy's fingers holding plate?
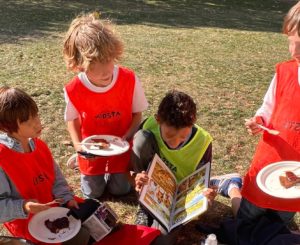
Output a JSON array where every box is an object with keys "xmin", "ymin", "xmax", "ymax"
[{"xmin": 44, "ymin": 198, "xmax": 64, "ymax": 206}]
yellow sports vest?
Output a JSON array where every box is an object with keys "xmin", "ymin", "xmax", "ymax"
[{"xmin": 143, "ymin": 116, "xmax": 212, "ymax": 181}]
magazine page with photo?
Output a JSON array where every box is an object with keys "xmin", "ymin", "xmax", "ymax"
[
  {"xmin": 82, "ymin": 203, "xmax": 119, "ymax": 241},
  {"xmin": 170, "ymin": 163, "xmax": 210, "ymax": 230},
  {"xmin": 139, "ymin": 154, "xmax": 210, "ymax": 232}
]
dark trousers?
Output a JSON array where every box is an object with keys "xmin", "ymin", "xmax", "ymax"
[{"xmin": 235, "ymin": 198, "xmax": 298, "ymax": 245}]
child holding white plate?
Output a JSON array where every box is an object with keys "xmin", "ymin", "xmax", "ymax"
[
  {"xmin": 241, "ymin": 2, "xmax": 300, "ymax": 244},
  {"xmin": 63, "ymin": 12, "xmax": 148, "ymax": 199},
  {"xmin": 0, "ymin": 86, "xmax": 82, "ymax": 244}
]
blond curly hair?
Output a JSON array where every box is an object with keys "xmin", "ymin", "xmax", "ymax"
[
  {"xmin": 283, "ymin": 1, "xmax": 300, "ymax": 36},
  {"xmin": 63, "ymin": 12, "xmax": 124, "ymax": 71}
]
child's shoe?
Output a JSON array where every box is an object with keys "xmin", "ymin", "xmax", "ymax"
[
  {"xmin": 210, "ymin": 173, "xmax": 242, "ymax": 198},
  {"xmin": 66, "ymin": 153, "xmax": 79, "ymax": 170}
]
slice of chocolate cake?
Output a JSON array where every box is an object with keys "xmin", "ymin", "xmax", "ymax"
[{"xmin": 45, "ymin": 217, "xmax": 69, "ymax": 234}]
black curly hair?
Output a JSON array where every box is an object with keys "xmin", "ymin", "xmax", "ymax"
[{"xmin": 157, "ymin": 90, "xmax": 196, "ymax": 129}]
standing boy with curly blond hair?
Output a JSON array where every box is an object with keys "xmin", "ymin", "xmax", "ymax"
[{"xmin": 63, "ymin": 12, "xmax": 148, "ymax": 199}]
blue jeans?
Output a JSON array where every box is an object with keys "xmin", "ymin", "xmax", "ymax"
[{"xmin": 80, "ymin": 173, "xmax": 131, "ymax": 198}]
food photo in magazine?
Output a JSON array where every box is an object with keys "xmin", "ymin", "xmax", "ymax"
[
  {"xmin": 82, "ymin": 202, "xmax": 119, "ymax": 241},
  {"xmin": 139, "ymin": 154, "xmax": 210, "ymax": 232}
]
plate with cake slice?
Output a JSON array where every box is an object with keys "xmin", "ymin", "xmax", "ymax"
[
  {"xmin": 28, "ymin": 207, "xmax": 81, "ymax": 243},
  {"xmin": 80, "ymin": 135, "xmax": 130, "ymax": 156},
  {"xmin": 256, "ymin": 161, "xmax": 300, "ymax": 199}
]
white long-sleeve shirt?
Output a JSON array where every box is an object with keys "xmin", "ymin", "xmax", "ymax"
[{"xmin": 255, "ymin": 67, "xmax": 300, "ymax": 125}]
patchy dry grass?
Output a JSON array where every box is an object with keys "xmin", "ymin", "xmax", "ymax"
[{"xmin": 0, "ymin": 0, "xmax": 299, "ymax": 242}]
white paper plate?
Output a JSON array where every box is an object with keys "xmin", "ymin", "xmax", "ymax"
[
  {"xmin": 81, "ymin": 135, "xmax": 129, "ymax": 156},
  {"xmin": 256, "ymin": 161, "xmax": 300, "ymax": 199},
  {"xmin": 28, "ymin": 207, "xmax": 81, "ymax": 243}
]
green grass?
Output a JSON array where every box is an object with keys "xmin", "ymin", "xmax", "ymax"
[{"xmin": 0, "ymin": 0, "xmax": 298, "ymax": 242}]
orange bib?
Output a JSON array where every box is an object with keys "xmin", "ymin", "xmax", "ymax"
[
  {"xmin": 242, "ymin": 60, "xmax": 300, "ymax": 211},
  {"xmin": 0, "ymin": 139, "xmax": 56, "ymax": 244},
  {"xmin": 65, "ymin": 67, "xmax": 135, "ymax": 175}
]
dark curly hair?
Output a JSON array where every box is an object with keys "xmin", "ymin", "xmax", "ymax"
[
  {"xmin": 157, "ymin": 90, "xmax": 196, "ymax": 128},
  {"xmin": 0, "ymin": 86, "xmax": 38, "ymax": 133}
]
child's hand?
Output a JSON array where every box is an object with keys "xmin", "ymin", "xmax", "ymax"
[
  {"xmin": 122, "ymin": 132, "xmax": 131, "ymax": 141},
  {"xmin": 66, "ymin": 199, "xmax": 79, "ymax": 209},
  {"xmin": 135, "ymin": 171, "xmax": 149, "ymax": 193},
  {"xmin": 23, "ymin": 200, "xmax": 52, "ymax": 214},
  {"xmin": 245, "ymin": 116, "xmax": 264, "ymax": 135},
  {"xmin": 203, "ymin": 187, "xmax": 217, "ymax": 206},
  {"xmin": 77, "ymin": 151, "xmax": 98, "ymax": 159},
  {"xmin": 74, "ymin": 144, "xmax": 83, "ymax": 152}
]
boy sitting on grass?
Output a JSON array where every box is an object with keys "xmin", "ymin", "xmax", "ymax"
[
  {"xmin": 131, "ymin": 90, "xmax": 242, "ymax": 244},
  {"xmin": 0, "ymin": 86, "xmax": 162, "ymax": 245},
  {"xmin": 0, "ymin": 86, "xmax": 82, "ymax": 245}
]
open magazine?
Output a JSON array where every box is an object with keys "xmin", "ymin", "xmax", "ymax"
[
  {"xmin": 139, "ymin": 154, "xmax": 210, "ymax": 232},
  {"xmin": 82, "ymin": 202, "xmax": 118, "ymax": 242}
]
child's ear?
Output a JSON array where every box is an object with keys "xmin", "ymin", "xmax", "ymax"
[{"xmin": 155, "ymin": 114, "xmax": 161, "ymax": 124}]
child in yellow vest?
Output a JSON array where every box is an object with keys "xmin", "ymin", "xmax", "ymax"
[{"xmin": 131, "ymin": 90, "xmax": 242, "ymax": 244}]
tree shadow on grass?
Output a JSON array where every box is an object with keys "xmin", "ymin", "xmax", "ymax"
[{"xmin": 0, "ymin": 0, "xmax": 296, "ymax": 44}]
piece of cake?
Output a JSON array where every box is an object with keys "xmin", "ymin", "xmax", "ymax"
[
  {"xmin": 279, "ymin": 171, "xmax": 300, "ymax": 188},
  {"xmin": 45, "ymin": 217, "xmax": 69, "ymax": 234},
  {"xmin": 91, "ymin": 139, "xmax": 110, "ymax": 149}
]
